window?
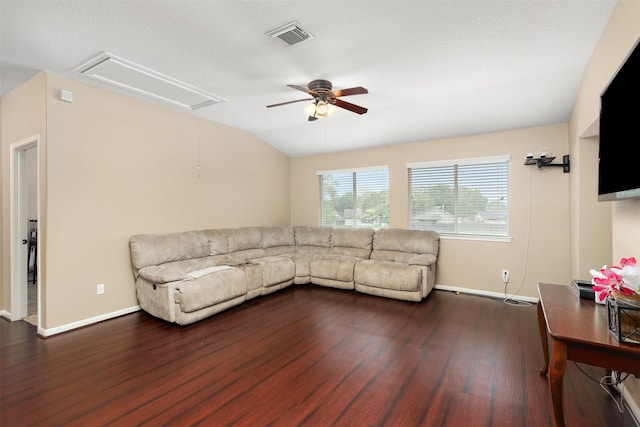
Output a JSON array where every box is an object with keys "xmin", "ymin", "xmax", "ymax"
[
  {"xmin": 408, "ymin": 156, "xmax": 509, "ymax": 239},
  {"xmin": 318, "ymin": 166, "xmax": 389, "ymax": 228}
]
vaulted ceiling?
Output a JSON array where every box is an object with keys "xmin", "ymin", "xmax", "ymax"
[{"xmin": 0, "ymin": 1, "xmax": 617, "ymax": 157}]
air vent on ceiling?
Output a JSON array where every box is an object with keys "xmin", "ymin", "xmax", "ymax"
[
  {"xmin": 266, "ymin": 21, "xmax": 314, "ymax": 46},
  {"xmin": 74, "ymin": 52, "xmax": 226, "ymax": 110}
]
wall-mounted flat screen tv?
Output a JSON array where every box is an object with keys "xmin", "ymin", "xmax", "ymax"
[{"xmin": 598, "ymin": 38, "xmax": 640, "ymax": 201}]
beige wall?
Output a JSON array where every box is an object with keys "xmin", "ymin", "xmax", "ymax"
[
  {"xmin": 291, "ymin": 123, "xmax": 572, "ymax": 299},
  {"xmin": 0, "ymin": 91, "xmax": 3, "ymax": 311},
  {"xmin": 0, "ymin": 93, "xmax": 3, "ymax": 311},
  {"xmin": 570, "ymin": 0, "xmax": 640, "ymax": 413},
  {"xmin": 1, "ymin": 72, "xmax": 47, "ymax": 319},
  {"xmin": 1, "ymin": 72, "xmax": 290, "ymax": 330}
]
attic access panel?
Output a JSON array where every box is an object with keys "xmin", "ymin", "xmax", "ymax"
[{"xmin": 75, "ymin": 53, "xmax": 226, "ymax": 110}]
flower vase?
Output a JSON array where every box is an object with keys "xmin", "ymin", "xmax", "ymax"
[
  {"xmin": 607, "ymin": 293, "xmax": 640, "ymax": 344},
  {"xmin": 612, "ymin": 291, "xmax": 640, "ymax": 308}
]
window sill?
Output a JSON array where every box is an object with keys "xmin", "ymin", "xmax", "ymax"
[{"xmin": 439, "ymin": 234, "xmax": 512, "ymax": 243}]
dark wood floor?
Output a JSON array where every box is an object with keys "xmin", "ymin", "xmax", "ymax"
[{"xmin": 1, "ymin": 286, "xmax": 637, "ymax": 426}]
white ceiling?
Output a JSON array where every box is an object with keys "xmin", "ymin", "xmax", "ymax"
[{"xmin": 0, "ymin": 1, "xmax": 617, "ymax": 158}]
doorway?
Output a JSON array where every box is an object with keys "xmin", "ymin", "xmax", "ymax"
[{"xmin": 10, "ymin": 135, "xmax": 40, "ymax": 327}]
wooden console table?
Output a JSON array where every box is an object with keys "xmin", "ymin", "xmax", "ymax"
[{"xmin": 537, "ymin": 283, "xmax": 640, "ymax": 427}]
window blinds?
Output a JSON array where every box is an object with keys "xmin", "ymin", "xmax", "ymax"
[
  {"xmin": 318, "ymin": 167, "xmax": 389, "ymax": 228},
  {"xmin": 409, "ymin": 157, "xmax": 509, "ymax": 237}
]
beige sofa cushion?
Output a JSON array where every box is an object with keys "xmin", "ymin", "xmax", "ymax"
[
  {"xmin": 294, "ymin": 226, "xmax": 333, "ymax": 254},
  {"xmin": 331, "ymin": 227, "xmax": 374, "ymax": 248},
  {"xmin": 371, "ymin": 228, "xmax": 439, "ymax": 262},
  {"xmin": 354, "ymin": 259, "xmax": 423, "ymax": 292},
  {"xmin": 259, "ymin": 226, "xmax": 295, "ymax": 248},
  {"xmin": 138, "ymin": 264, "xmax": 187, "ymax": 284},
  {"xmin": 176, "ymin": 268, "xmax": 247, "ymax": 313},
  {"xmin": 310, "ymin": 255, "xmax": 360, "ymax": 282},
  {"xmin": 251, "ymin": 256, "xmax": 296, "ymax": 287},
  {"xmin": 260, "ymin": 226, "xmax": 296, "ymax": 257},
  {"xmin": 224, "ymin": 227, "xmax": 262, "ymax": 252},
  {"xmin": 220, "ymin": 227, "xmax": 265, "ymax": 264},
  {"xmin": 129, "ymin": 231, "xmax": 209, "ymax": 270},
  {"xmin": 137, "ymin": 256, "xmax": 234, "ymax": 284},
  {"xmin": 294, "ymin": 226, "xmax": 332, "ymax": 247},
  {"xmin": 226, "ymin": 249, "xmax": 267, "ymax": 265},
  {"xmin": 288, "ymin": 253, "xmax": 314, "ymax": 283},
  {"xmin": 185, "ymin": 265, "xmax": 233, "ymax": 279},
  {"xmin": 202, "ymin": 229, "xmax": 229, "ymax": 255},
  {"xmin": 330, "ymin": 228, "xmax": 374, "ymax": 258}
]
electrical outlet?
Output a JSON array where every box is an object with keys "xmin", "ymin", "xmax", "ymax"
[
  {"xmin": 97, "ymin": 283, "xmax": 105, "ymax": 295},
  {"xmin": 502, "ymin": 269, "xmax": 509, "ymax": 284}
]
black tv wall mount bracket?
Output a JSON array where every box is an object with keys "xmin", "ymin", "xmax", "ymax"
[{"xmin": 524, "ymin": 154, "xmax": 570, "ymax": 173}]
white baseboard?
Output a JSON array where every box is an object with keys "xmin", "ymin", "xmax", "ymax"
[
  {"xmin": 38, "ymin": 305, "xmax": 141, "ymax": 337},
  {"xmin": 0, "ymin": 310, "xmax": 11, "ymax": 320},
  {"xmin": 434, "ymin": 283, "xmax": 538, "ymax": 303}
]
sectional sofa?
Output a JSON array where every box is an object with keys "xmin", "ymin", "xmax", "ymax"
[{"xmin": 129, "ymin": 226, "xmax": 439, "ymax": 325}]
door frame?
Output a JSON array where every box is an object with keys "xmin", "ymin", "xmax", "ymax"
[{"xmin": 10, "ymin": 135, "xmax": 40, "ymax": 325}]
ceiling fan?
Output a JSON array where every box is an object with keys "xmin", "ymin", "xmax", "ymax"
[{"xmin": 267, "ymin": 79, "xmax": 368, "ymax": 121}]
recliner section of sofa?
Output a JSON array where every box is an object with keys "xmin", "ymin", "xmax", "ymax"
[
  {"xmin": 354, "ymin": 228, "xmax": 439, "ymax": 302},
  {"xmin": 308, "ymin": 227, "xmax": 375, "ymax": 290},
  {"xmin": 129, "ymin": 226, "xmax": 439, "ymax": 325}
]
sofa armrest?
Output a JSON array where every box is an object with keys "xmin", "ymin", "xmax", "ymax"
[
  {"xmin": 185, "ymin": 265, "xmax": 233, "ymax": 279},
  {"xmin": 407, "ymin": 253, "xmax": 437, "ymax": 266},
  {"xmin": 138, "ymin": 265, "xmax": 187, "ymax": 284}
]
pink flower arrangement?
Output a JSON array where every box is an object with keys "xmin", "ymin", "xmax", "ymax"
[{"xmin": 590, "ymin": 257, "xmax": 640, "ymax": 302}]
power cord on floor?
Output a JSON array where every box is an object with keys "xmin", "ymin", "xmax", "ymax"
[
  {"xmin": 573, "ymin": 362, "xmax": 630, "ymax": 414},
  {"xmin": 503, "ymin": 283, "xmax": 532, "ymax": 306},
  {"xmin": 600, "ymin": 374, "xmax": 625, "ymax": 414}
]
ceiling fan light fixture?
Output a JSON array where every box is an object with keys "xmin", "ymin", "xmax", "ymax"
[
  {"xmin": 305, "ymin": 100, "xmax": 336, "ymax": 118},
  {"xmin": 268, "ymin": 79, "xmax": 368, "ymax": 119},
  {"xmin": 304, "ymin": 103, "xmax": 316, "ymax": 116}
]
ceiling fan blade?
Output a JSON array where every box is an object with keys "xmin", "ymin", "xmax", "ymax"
[
  {"xmin": 308, "ymin": 115, "xmax": 318, "ymax": 122},
  {"xmin": 287, "ymin": 84, "xmax": 315, "ymax": 95},
  {"xmin": 333, "ymin": 98, "xmax": 368, "ymax": 115},
  {"xmin": 332, "ymin": 86, "xmax": 368, "ymax": 97},
  {"xmin": 266, "ymin": 97, "xmax": 313, "ymax": 108}
]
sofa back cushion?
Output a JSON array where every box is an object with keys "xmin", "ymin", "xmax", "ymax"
[
  {"xmin": 129, "ymin": 231, "xmax": 209, "ymax": 271},
  {"xmin": 294, "ymin": 226, "xmax": 333, "ymax": 254},
  {"xmin": 221, "ymin": 227, "xmax": 266, "ymax": 263},
  {"xmin": 259, "ymin": 226, "xmax": 295, "ymax": 248},
  {"xmin": 330, "ymin": 228, "xmax": 375, "ymax": 258},
  {"xmin": 370, "ymin": 229, "xmax": 439, "ymax": 265},
  {"xmin": 223, "ymin": 227, "xmax": 262, "ymax": 252},
  {"xmin": 260, "ymin": 226, "xmax": 296, "ymax": 256},
  {"xmin": 202, "ymin": 229, "xmax": 229, "ymax": 255},
  {"xmin": 294, "ymin": 226, "xmax": 332, "ymax": 246}
]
